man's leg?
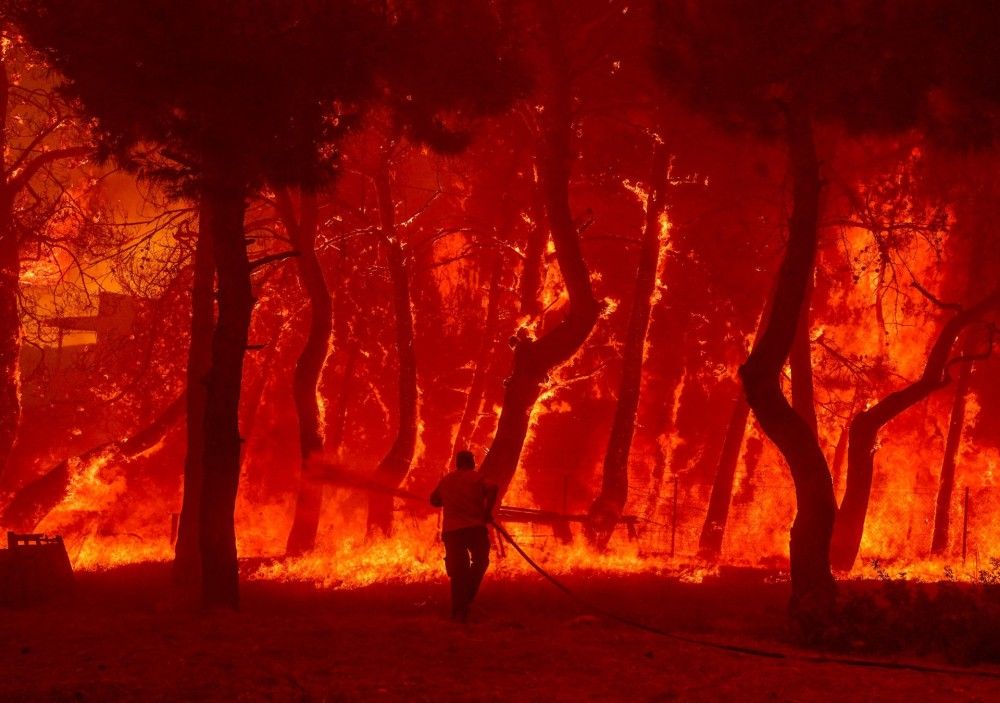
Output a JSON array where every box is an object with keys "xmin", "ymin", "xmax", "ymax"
[
  {"xmin": 443, "ymin": 530, "xmax": 471, "ymax": 619},
  {"xmin": 466, "ymin": 526, "xmax": 491, "ymax": 606}
]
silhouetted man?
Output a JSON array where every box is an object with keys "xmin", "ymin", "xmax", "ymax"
[{"xmin": 430, "ymin": 450, "xmax": 498, "ymax": 622}]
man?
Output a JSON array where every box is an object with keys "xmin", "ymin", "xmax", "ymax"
[{"xmin": 430, "ymin": 450, "xmax": 499, "ymax": 622}]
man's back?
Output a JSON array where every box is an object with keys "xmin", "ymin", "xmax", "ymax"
[{"xmin": 432, "ymin": 470, "xmax": 491, "ymax": 533}]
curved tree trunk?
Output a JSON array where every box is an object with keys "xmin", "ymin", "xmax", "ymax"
[
  {"xmin": 173, "ymin": 204, "xmax": 216, "ymax": 588},
  {"xmin": 453, "ymin": 252, "xmax": 503, "ymax": 455},
  {"xmin": 790, "ymin": 277, "xmax": 818, "ymax": 436},
  {"xmin": 587, "ymin": 140, "xmax": 669, "ymax": 545},
  {"xmin": 367, "ymin": 161, "xmax": 418, "ymax": 537},
  {"xmin": 830, "ymin": 298, "xmax": 997, "ymax": 572},
  {"xmin": 279, "ymin": 191, "xmax": 333, "ymax": 556},
  {"xmin": 198, "ymin": 173, "xmax": 251, "ymax": 609},
  {"xmin": 479, "ymin": 2, "xmax": 599, "ymax": 498},
  {"xmin": 931, "ymin": 348, "xmax": 973, "ymax": 554},
  {"xmin": 738, "ymin": 111, "xmax": 836, "ymax": 620}
]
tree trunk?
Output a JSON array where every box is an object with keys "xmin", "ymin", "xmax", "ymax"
[
  {"xmin": 931, "ymin": 349, "xmax": 973, "ymax": 554},
  {"xmin": 366, "ymin": 161, "xmax": 418, "ymax": 537},
  {"xmin": 790, "ymin": 277, "xmax": 818, "ymax": 436},
  {"xmin": 830, "ymin": 298, "xmax": 997, "ymax": 572},
  {"xmin": 198, "ymin": 173, "xmax": 251, "ymax": 609},
  {"xmin": 0, "ymin": 189, "xmax": 18, "ymax": 485},
  {"xmin": 479, "ymin": 3, "xmax": 599, "ymax": 498},
  {"xmin": 697, "ymin": 302, "xmax": 769, "ymax": 559},
  {"xmin": 329, "ymin": 345, "xmax": 358, "ymax": 453},
  {"xmin": 829, "ymin": 393, "xmax": 857, "ymax": 496},
  {"xmin": 279, "ymin": 191, "xmax": 333, "ymax": 556},
  {"xmin": 1, "ymin": 392, "xmax": 185, "ymax": 532},
  {"xmin": 587, "ymin": 140, "xmax": 669, "ymax": 546},
  {"xmin": 0, "ymin": 59, "xmax": 15, "ymax": 484},
  {"xmin": 173, "ymin": 205, "xmax": 216, "ymax": 588},
  {"xmin": 519, "ymin": 168, "xmax": 547, "ymax": 320},
  {"xmin": 453, "ymin": 252, "xmax": 503, "ymax": 455},
  {"xmin": 326, "ymin": 238, "xmax": 356, "ymax": 453},
  {"xmin": 697, "ymin": 394, "xmax": 751, "ymax": 559},
  {"xmin": 738, "ymin": 111, "xmax": 836, "ymax": 621}
]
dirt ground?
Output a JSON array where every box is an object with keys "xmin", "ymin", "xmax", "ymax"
[{"xmin": 1, "ymin": 564, "xmax": 998, "ymax": 702}]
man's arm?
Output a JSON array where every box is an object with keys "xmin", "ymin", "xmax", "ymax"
[
  {"xmin": 430, "ymin": 482, "xmax": 443, "ymax": 508},
  {"xmin": 483, "ymin": 482, "xmax": 499, "ymax": 522}
]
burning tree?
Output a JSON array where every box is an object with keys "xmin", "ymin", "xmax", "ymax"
[
  {"xmin": 14, "ymin": 0, "xmax": 388, "ymax": 606},
  {"xmin": 479, "ymin": 0, "xmax": 601, "ymax": 498},
  {"xmin": 15, "ymin": 0, "xmax": 524, "ymax": 603},
  {"xmin": 653, "ymin": 0, "xmax": 999, "ymax": 622},
  {"xmin": 0, "ymin": 28, "xmax": 90, "ymax": 482}
]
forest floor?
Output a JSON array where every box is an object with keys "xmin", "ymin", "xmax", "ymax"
[{"xmin": 1, "ymin": 563, "xmax": 999, "ymax": 702}]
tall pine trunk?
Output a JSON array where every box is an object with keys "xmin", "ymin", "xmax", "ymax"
[
  {"xmin": 367, "ymin": 161, "xmax": 418, "ymax": 536},
  {"xmin": 198, "ymin": 173, "xmax": 251, "ymax": 609},
  {"xmin": 281, "ymin": 191, "xmax": 333, "ymax": 556},
  {"xmin": 697, "ymin": 303, "xmax": 768, "ymax": 559},
  {"xmin": 738, "ymin": 111, "xmax": 836, "ymax": 620},
  {"xmin": 931, "ymin": 348, "xmax": 973, "ymax": 554},
  {"xmin": 830, "ymin": 299, "xmax": 996, "ymax": 572},
  {"xmin": 0, "ymin": 61, "xmax": 17, "ymax": 483},
  {"xmin": 173, "ymin": 204, "xmax": 215, "ymax": 588},
  {"xmin": 453, "ymin": 252, "xmax": 503, "ymax": 455},
  {"xmin": 0, "ymin": 189, "xmax": 18, "ymax": 485},
  {"xmin": 519, "ymin": 170, "xmax": 547, "ymax": 319},
  {"xmin": 697, "ymin": 394, "xmax": 750, "ymax": 558},
  {"xmin": 587, "ymin": 140, "xmax": 669, "ymax": 545},
  {"xmin": 479, "ymin": 2, "xmax": 599, "ymax": 497}
]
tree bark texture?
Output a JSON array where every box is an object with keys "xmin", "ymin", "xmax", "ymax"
[
  {"xmin": 479, "ymin": 1, "xmax": 599, "ymax": 498},
  {"xmin": 587, "ymin": 139, "xmax": 669, "ymax": 545},
  {"xmin": 931, "ymin": 344, "xmax": 974, "ymax": 555},
  {"xmin": 198, "ymin": 174, "xmax": 251, "ymax": 609},
  {"xmin": 698, "ymin": 302, "xmax": 769, "ymax": 559},
  {"xmin": 173, "ymin": 206, "xmax": 216, "ymax": 588},
  {"xmin": 697, "ymin": 393, "xmax": 751, "ymax": 559},
  {"xmin": 0, "ymin": 188, "xmax": 18, "ymax": 485},
  {"xmin": 0, "ymin": 62, "xmax": 17, "ymax": 483},
  {"xmin": 367, "ymin": 161, "xmax": 418, "ymax": 537},
  {"xmin": 790, "ymin": 276, "xmax": 818, "ymax": 436},
  {"xmin": 738, "ymin": 111, "xmax": 836, "ymax": 619},
  {"xmin": 453, "ymin": 252, "xmax": 504, "ymax": 455},
  {"xmin": 279, "ymin": 191, "xmax": 333, "ymax": 556},
  {"xmin": 519, "ymin": 167, "xmax": 547, "ymax": 320}
]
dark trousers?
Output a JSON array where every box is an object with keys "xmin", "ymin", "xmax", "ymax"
[{"xmin": 442, "ymin": 525, "xmax": 490, "ymax": 616}]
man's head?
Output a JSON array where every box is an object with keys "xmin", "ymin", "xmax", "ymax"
[{"xmin": 455, "ymin": 450, "xmax": 476, "ymax": 471}]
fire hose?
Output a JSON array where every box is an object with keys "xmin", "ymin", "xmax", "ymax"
[
  {"xmin": 307, "ymin": 463, "xmax": 1000, "ymax": 678},
  {"xmin": 488, "ymin": 519, "xmax": 1000, "ymax": 679}
]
